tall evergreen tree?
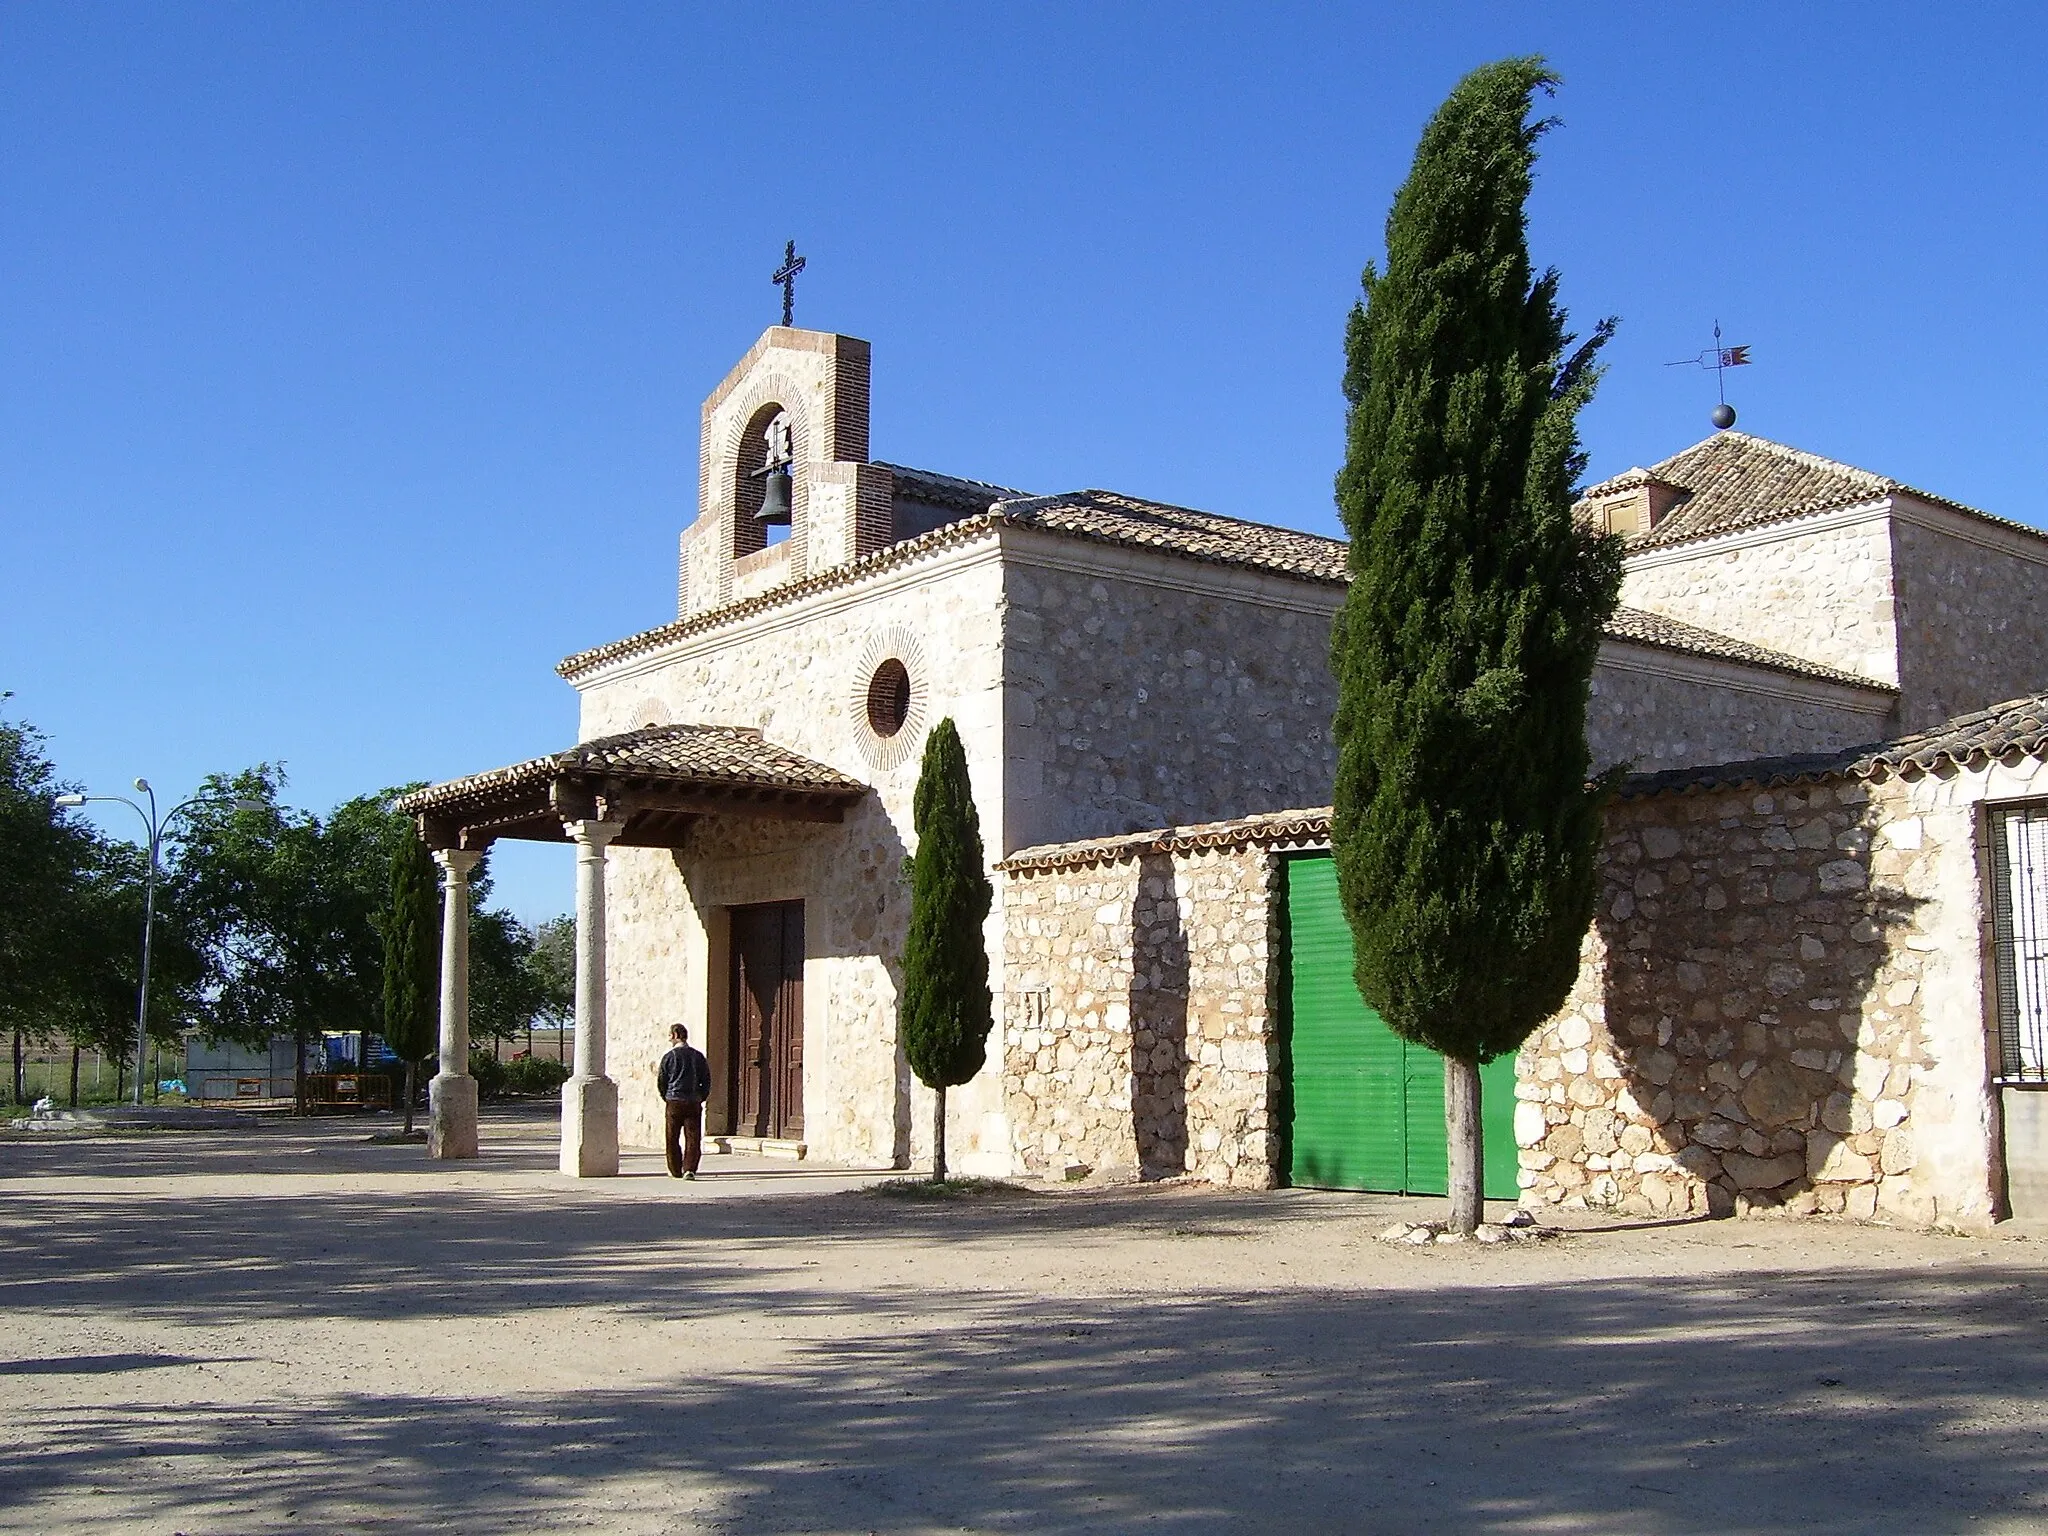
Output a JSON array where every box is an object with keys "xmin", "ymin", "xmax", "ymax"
[
  {"xmin": 381, "ymin": 831, "xmax": 441, "ymax": 1134},
  {"xmin": 1331, "ymin": 57, "xmax": 1622, "ymax": 1234},
  {"xmin": 898, "ymin": 717, "xmax": 993, "ymax": 1182}
]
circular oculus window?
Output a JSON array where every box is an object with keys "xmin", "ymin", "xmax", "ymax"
[{"xmin": 866, "ymin": 658, "xmax": 912, "ymax": 738}]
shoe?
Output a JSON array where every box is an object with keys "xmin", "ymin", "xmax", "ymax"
[{"xmin": 683, "ymin": 1171, "xmax": 697, "ymax": 1181}]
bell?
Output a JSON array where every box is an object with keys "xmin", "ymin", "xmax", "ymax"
[{"xmin": 755, "ymin": 465, "xmax": 792, "ymax": 526}]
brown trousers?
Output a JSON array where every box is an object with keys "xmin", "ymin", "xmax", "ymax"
[{"xmin": 664, "ymin": 1098, "xmax": 704, "ymax": 1177}]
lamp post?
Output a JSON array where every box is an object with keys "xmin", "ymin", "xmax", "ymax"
[{"xmin": 55, "ymin": 781, "xmax": 261, "ymax": 1107}]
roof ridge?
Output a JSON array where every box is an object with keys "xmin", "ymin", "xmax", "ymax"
[
  {"xmin": 872, "ymin": 462, "xmax": 1026, "ymax": 498},
  {"xmin": 1620, "ymin": 688, "xmax": 2048, "ymax": 799},
  {"xmin": 1653, "ymin": 430, "xmax": 1896, "ymax": 494},
  {"xmin": 558, "ymin": 513, "xmax": 1006, "ymax": 679},
  {"xmin": 997, "ymin": 806, "xmax": 1334, "ymax": 873},
  {"xmin": 1068, "ymin": 488, "xmax": 1349, "ymax": 546}
]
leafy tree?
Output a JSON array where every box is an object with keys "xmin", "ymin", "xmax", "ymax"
[
  {"xmin": 56, "ymin": 837, "xmax": 205, "ymax": 1099},
  {"xmin": 177, "ymin": 769, "xmax": 417, "ymax": 1109},
  {"xmin": 1330, "ymin": 57, "xmax": 1622, "ymax": 1234},
  {"xmin": 528, "ymin": 916, "xmax": 575, "ymax": 1033},
  {"xmin": 380, "ymin": 831, "xmax": 440, "ymax": 1134},
  {"xmin": 0, "ymin": 707, "xmax": 201, "ymax": 1102},
  {"xmin": 898, "ymin": 718, "xmax": 993, "ymax": 1182},
  {"xmin": 0, "ymin": 708, "xmax": 91, "ymax": 1096},
  {"xmin": 471, "ymin": 907, "xmax": 545, "ymax": 1046}
]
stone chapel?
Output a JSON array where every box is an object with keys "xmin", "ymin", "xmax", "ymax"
[{"xmin": 402, "ymin": 326, "xmax": 2048, "ymax": 1227}]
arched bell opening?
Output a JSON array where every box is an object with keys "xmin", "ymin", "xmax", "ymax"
[{"xmin": 733, "ymin": 400, "xmax": 799, "ymax": 558}]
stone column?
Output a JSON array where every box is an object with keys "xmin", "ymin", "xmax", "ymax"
[
  {"xmin": 428, "ymin": 848, "xmax": 484, "ymax": 1160},
  {"xmin": 561, "ymin": 819, "xmax": 625, "ymax": 1177}
]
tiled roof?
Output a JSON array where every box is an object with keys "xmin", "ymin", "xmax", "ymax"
[
  {"xmin": 997, "ymin": 808, "xmax": 1334, "ymax": 873},
  {"xmin": 1604, "ymin": 605, "xmax": 1891, "ymax": 692},
  {"xmin": 559, "ymin": 471, "xmax": 1877, "ymax": 690},
  {"xmin": 875, "ymin": 462, "xmax": 1024, "ymax": 514},
  {"xmin": 395, "ymin": 724, "xmax": 867, "ymax": 815},
  {"xmin": 1620, "ymin": 690, "xmax": 2048, "ymax": 799},
  {"xmin": 997, "ymin": 490, "xmax": 1351, "ymax": 582},
  {"xmin": 1590, "ymin": 430, "xmax": 2040, "ymax": 551},
  {"xmin": 560, "ymin": 513, "xmax": 1010, "ymax": 679}
]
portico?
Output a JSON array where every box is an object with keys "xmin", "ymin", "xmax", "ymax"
[{"xmin": 395, "ymin": 723, "xmax": 867, "ymax": 1176}]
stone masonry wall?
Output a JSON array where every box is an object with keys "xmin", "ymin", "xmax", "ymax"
[
  {"xmin": 1003, "ymin": 841, "xmax": 1278, "ymax": 1187},
  {"xmin": 1588, "ymin": 643, "xmax": 1896, "ymax": 775},
  {"xmin": 1520, "ymin": 764, "xmax": 2017, "ymax": 1228},
  {"xmin": 1001, "ymin": 543, "xmax": 1342, "ymax": 853},
  {"xmin": 582, "ymin": 540, "xmax": 1011, "ymax": 1172},
  {"xmin": 1890, "ymin": 511, "xmax": 2048, "ymax": 731},
  {"xmin": 1621, "ymin": 515, "xmax": 1899, "ymax": 687}
]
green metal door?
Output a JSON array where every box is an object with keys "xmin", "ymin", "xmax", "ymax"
[{"xmin": 1281, "ymin": 855, "xmax": 1519, "ymax": 1199}]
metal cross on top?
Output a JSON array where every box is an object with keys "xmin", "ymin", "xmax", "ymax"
[{"xmin": 772, "ymin": 241, "xmax": 806, "ymax": 327}]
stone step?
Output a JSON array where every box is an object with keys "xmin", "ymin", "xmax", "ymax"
[{"xmin": 707, "ymin": 1135, "xmax": 808, "ymax": 1161}]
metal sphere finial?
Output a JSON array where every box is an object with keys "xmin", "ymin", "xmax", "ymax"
[{"xmin": 1710, "ymin": 402, "xmax": 1737, "ymax": 430}]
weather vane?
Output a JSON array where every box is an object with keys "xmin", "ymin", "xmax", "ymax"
[
  {"xmin": 772, "ymin": 240, "xmax": 806, "ymax": 327},
  {"xmin": 1666, "ymin": 321, "xmax": 1752, "ymax": 430}
]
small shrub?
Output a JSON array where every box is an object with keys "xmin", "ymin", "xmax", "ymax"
[
  {"xmin": 503, "ymin": 1055, "xmax": 570, "ymax": 1097},
  {"xmin": 468, "ymin": 1050, "xmax": 509, "ymax": 1101}
]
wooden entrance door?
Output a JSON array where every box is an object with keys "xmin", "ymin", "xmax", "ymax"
[{"xmin": 729, "ymin": 901, "xmax": 805, "ymax": 1139}]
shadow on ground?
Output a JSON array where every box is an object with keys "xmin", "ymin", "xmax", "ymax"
[
  {"xmin": 4, "ymin": 1124, "xmax": 2046, "ymax": 1532},
  {"xmin": 7, "ymin": 1267, "xmax": 2045, "ymax": 1532}
]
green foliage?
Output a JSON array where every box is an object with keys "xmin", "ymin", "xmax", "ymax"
[
  {"xmin": 899, "ymin": 718, "xmax": 993, "ymax": 1093},
  {"xmin": 0, "ymin": 711, "xmax": 96, "ymax": 1029},
  {"xmin": 470, "ymin": 908, "xmax": 546, "ymax": 1043},
  {"xmin": 0, "ymin": 704, "xmax": 199, "ymax": 1091},
  {"xmin": 503, "ymin": 1054, "xmax": 570, "ymax": 1096},
  {"xmin": 1330, "ymin": 57, "xmax": 1623, "ymax": 1068},
  {"xmin": 380, "ymin": 834, "xmax": 440, "ymax": 1066},
  {"xmin": 466, "ymin": 1048, "xmax": 569, "ymax": 1101},
  {"xmin": 468, "ymin": 1048, "xmax": 508, "ymax": 1101},
  {"xmin": 528, "ymin": 916, "xmax": 575, "ymax": 1027},
  {"xmin": 176, "ymin": 768, "xmax": 396, "ymax": 1049}
]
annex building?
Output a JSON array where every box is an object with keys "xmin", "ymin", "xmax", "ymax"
[{"xmin": 402, "ymin": 325, "xmax": 2048, "ymax": 1227}]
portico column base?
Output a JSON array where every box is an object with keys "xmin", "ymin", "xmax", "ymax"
[
  {"xmin": 560, "ymin": 1074, "xmax": 620, "ymax": 1177},
  {"xmin": 428, "ymin": 1073, "xmax": 479, "ymax": 1160}
]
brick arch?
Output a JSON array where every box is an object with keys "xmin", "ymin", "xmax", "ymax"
[{"xmin": 727, "ymin": 379, "xmax": 813, "ymax": 562}]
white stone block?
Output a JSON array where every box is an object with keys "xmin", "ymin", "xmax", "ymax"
[
  {"xmin": 428, "ymin": 1073, "xmax": 479, "ymax": 1160},
  {"xmin": 560, "ymin": 1074, "xmax": 620, "ymax": 1178}
]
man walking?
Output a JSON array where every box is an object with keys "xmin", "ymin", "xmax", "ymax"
[{"xmin": 657, "ymin": 1024, "xmax": 712, "ymax": 1180}]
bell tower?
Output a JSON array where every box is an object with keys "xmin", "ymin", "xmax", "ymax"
[{"xmin": 678, "ymin": 326, "xmax": 895, "ymax": 617}]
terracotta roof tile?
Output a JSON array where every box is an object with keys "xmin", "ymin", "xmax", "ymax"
[
  {"xmin": 997, "ymin": 807, "xmax": 1333, "ymax": 873},
  {"xmin": 396, "ymin": 724, "xmax": 867, "ymax": 815},
  {"xmin": 1620, "ymin": 689, "xmax": 2048, "ymax": 799},
  {"xmin": 560, "ymin": 469, "xmax": 1882, "ymax": 691},
  {"xmin": 1604, "ymin": 606, "xmax": 1891, "ymax": 691},
  {"xmin": 998, "ymin": 490, "xmax": 1350, "ymax": 582},
  {"xmin": 1587, "ymin": 430, "xmax": 2040, "ymax": 551},
  {"xmin": 874, "ymin": 462, "xmax": 1023, "ymax": 514}
]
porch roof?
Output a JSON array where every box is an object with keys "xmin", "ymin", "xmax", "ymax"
[{"xmin": 395, "ymin": 723, "xmax": 869, "ymax": 850}]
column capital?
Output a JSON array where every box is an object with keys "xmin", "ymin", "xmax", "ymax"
[
  {"xmin": 433, "ymin": 847, "xmax": 485, "ymax": 880},
  {"xmin": 563, "ymin": 818, "xmax": 626, "ymax": 852}
]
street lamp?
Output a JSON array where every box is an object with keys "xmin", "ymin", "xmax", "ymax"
[{"xmin": 55, "ymin": 780, "xmax": 263, "ymax": 1107}]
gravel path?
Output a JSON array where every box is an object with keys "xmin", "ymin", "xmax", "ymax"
[{"xmin": 3, "ymin": 1108, "xmax": 2045, "ymax": 1533}]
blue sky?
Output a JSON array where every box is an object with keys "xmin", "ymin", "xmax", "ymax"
[{"xmin": 5, "ymin": 4, "xmax": 2044, "ymax": 923}]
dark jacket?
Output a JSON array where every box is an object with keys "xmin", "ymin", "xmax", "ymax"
[{"xmin": 658, "ymin": 1044, "xmax": 712, "ymax": 1104}]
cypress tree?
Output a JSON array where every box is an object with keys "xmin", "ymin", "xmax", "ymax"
[
  {"xmin": 899, "ymin": 717, "xmax": 993, "ymax": 1183},
  {"xmin": 381, "ymin": 832, "xmax": 441, "ymax": 1135},
  {"xmin": 1331, "ymin": 57, "xmax": 1622, "ymax": 1234}
]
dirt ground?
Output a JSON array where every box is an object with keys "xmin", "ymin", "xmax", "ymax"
[{"xmin": 3, "ymin": 1106, "xmax": 2046, "ymax": 1534}]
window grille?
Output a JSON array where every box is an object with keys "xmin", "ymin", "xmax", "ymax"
[{"xmin": 1990, "ymin": 805, "xmax": 2048, "ymax": 1084}]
